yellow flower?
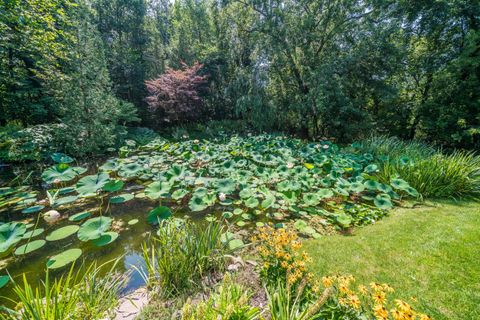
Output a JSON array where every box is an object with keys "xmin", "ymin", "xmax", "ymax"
[
  {"xmin": 322, "ymin": 276, "xmax": 334, "ymax": 288},
  {"xmin": 390, "ymin": 308, "xmax": 403, "ymax": 320},
  {"xmin": 338, "ymin": 297, "xmax": 348, "ymax": 306},
  {"xmin": 395, "ymin": 299, "xmax": 412, "ymax": 313},
  {"xmin": 372, "ymin": 291, "xmax": 386, "ymax": 305},
  {"xmin": 348, "ymin": 294, "xmax": 361, "ymax": 309},
  {"xmin": 420, "ymin": 314, "xmax": 432, "ymax": 320},
  {"xmin": 358, "ymin": 285, "xmax": 368, "ymax": 295},
  {"xmin": 370, "ymin": 282, "xmax": 383, "ymax": 291},
  {"xmin": 374, "ymin": 305, "xmax": 388, "ymax": 320}
]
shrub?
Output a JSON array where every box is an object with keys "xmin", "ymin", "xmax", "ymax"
[
  {"xmin": 140, "ymin": 219, "xmax": 227, "ymax": 297},
  {"xmin": 145, "ymin": 62, "xmax": 208, "ymax": 125}
]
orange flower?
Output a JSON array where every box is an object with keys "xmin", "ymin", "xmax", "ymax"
[
  {"xmin": 372, "ymin": 291, "xmax": 386, "ymax": 305},
  {"xmin": 322, "ymin": 276, "xmax": 334, "ymax": 288}
]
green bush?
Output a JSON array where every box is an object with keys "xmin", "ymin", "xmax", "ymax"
[
  {"xmin": 358, "ymin": 136, "xmax": 436, "ymax": 162},
  {"xmin": 141, "ymin": 219, "xmax": 227, "ymax": 297}
]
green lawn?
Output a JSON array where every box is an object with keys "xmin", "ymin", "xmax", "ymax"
[{"xmin": 304, "ymin": 201, "xmax": 480, "ymax": 320}]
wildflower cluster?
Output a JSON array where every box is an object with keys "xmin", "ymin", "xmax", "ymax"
[
  {"xmin": 321, "ymin": 275, "xmax": 432, "ymax": 320},
  {"xmin": 252, "ymin": 226, "xmax": 314, "ymax": 288}
]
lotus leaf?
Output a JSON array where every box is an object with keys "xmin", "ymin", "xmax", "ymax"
[
  {"xmin": 53, "ymin": 195, "xmax": 78, "ymax": 207},
  {"xmin": 214, "ymin": 178, "xmax": 236, "ymax": 194},
  {"xmin": 127, "ymin": 219, "xmax": 139, "ymax": 225},
  {"xmin": 145, "ymin": 181, "xmax": 172, "ymax": 200},
  {"xmin": 41, "ymin": 165, "xmax": 86, "ymax": 184},
  {"xmin": 46, "ymin": 248, "xmax": 82, "ymax": 269},
  {"xmin": 0, "ymin": 275, "xmax": 9, "ymax": 289},
  {"xmin": 21, "ymin": 205, "xmax": 44, "ymax": 214},
  {"xmin": 390, "ymin": 178, "xmax": 410, "ymax": 190},
  {"xmin": 244, "ymin": 197, "xmax": 259, "ymax": 208},
  {"xmin": 374, "ymin": 195, "xmax": 393, "ymax": 210},
  {"xmin": 51, "ymin": 153, "xmax": 73, "ymax": 164},
  {"xmin": 303, "ymin": 193, "xmax": 320, "ymax": 206},
  {"xmin": 317, "ymin": 188, "xmax": 334, "ymax": 199},
  {"xmin": 76, "ymin": 173, "xmax": 110, "ymax": 195},
  {"xmin": 188, "ymin": 196, "xmax": 208, "ymax": 212},
  {"xmin": 102, "ymin": 180, "xmax": 124, "ymax": 192},
  {"xmin": 78, "ymin": 217, "xmax": 112, "ymax": 241},
  {"xmin": 92, "ymin": 231, "xmax": 119, "ymax": 247},
  {"xmin": 0, "ymin": 222, "xmax": 27, "ymax": 253},
  {"xmin": 68, "ymin": 211, "xmax": 92, "ymax": 221},
  {"xmin": 22, "ymin": 228, "xmax": 44, "ymax": 239},
  {"xmin": 46, "ymin": 225, "xmax": 79, "ymax": 241},
  {"xmin": 147, "ymin": 206, "xmax": 172, "ymax": 224},
  {"xmin": 171, "ymin": 189, "xmax": 189, "ymax": 200},
  {"xmin": 14, "ymin": 239, "xmax": 46, "ymax": 255},
  {"xmin": 109, "ymin": 193, "xmax": 134, "ymax": 204}
]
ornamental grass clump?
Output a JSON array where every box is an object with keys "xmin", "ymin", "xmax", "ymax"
[{"xmin": 140, "ymin": 219, "xmax": 227, "ymax": 297}]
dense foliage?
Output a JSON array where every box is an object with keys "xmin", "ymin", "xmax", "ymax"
[{"xmin": 1, "ymin": 0, "xmax": 479, "ymax": 157}]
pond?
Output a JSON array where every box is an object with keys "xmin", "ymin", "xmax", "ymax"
[{"xmin": 0, "ymin": 135, "xmax": 418, "ymax": 305}]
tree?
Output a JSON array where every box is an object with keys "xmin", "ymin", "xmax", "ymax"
[
  {"xmin": 145, "ymin": 62, "xmax": 208, "ymax": 125},
  {"xmin": 51, "ymin": 3, "xmax": 139, "ymax": 155}
]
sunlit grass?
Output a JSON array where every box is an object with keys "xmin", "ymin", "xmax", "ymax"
[{"xmin": 303, "ymin": 201, "xmax": 480, "ymax": 319}]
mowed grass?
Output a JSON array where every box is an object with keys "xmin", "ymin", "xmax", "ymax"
[{"xmin": 303, "ymin": 201, "xmax": 480, "ymax": 319}]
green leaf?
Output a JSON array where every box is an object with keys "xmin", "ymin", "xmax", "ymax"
[
  {"xmin": 68, "ymin": 211, "xmax": 92, "ymax": 222},
  {"xmin": 147, "ymin": 206, "xmax": 172, "ymax": 225},
  {"xmin": 145, "ymin": 181, "xmax": 172, "ymax": 200},
  {"xmin": 21, "ymin": 205, "xmax": 45, "ymax": 214},
  {"xmin": 109, "ymin": 193, "xmax": 134, "ymax": 204},
  {"xmin": 46, "ymin": 248, "xmax": 82, "ymax": 269},
  {"xmin": 46, "ymin": 225, "xmax": 79, "ymax": 241},
  {"xmin": 14, "ymin": 240, "xmax": 46, "ymax": 255},
  {"xmin": 51, "ymin": 153, "xmax": 74, "ymax": 164},
  {"xmin": 76, "ymin": 173, "xmax": 110, "ymax": 196},
  {"xmin": 0, "ymin": 222, "xmax": 27, "ymax": 253},
  {"xmin": 22, "ymin": 228, "xmax": 44, "ymax": 239},
  {"xmin": 102, "ymin": 180, "xmax": 124, "ymax": 192},
  {"xmin": 0, "ymin": 275, "xmax": 9, "ymax": 289},
  {"xmin": 77, "ymin": 217, "xmax": 112, "ymax": 241},
  {"xmin": 92, "ymin": 231, "xmax": 118, "ymax": 247}
]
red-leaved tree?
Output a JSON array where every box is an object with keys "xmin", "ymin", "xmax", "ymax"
[{"xmin": 145, "ymin": 62, "xmax": 208, "ymax": 124}]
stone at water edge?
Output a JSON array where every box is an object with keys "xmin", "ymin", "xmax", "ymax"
[{"xmin": 43, "ymin": 210, "xmax": 61, "ymax": 223}]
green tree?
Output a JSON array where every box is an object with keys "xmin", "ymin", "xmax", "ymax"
[{"xmin": 51, "ymin": 3, "xmax": 139, "ymax": 155}]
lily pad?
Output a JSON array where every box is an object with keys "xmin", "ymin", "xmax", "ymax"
[
  {"xmin": 145, "ymin": 181, "xmax": 172, "ymax": 200},
  {"xmin": 53, "ymin": 195, "xmax": 78, "ymax": 207},
  {"xmin": 46, "ymin": 248, "xmax": 82, "ymax": 269},
  {"xmin": 76, "ymin": 173, "xmax": 110, "ymax": 196},
  {"xmin": 102, "ymin": 180, "xmax": 125, "ymax": 192},
  {"xmin": 46, "ymin": 225, "xmax": 79, "ymax": 241},
  {"xmin": 109, "ymin": 193, "xmax": 134, "ymax": 204},
  {"xmin": 14, "ymin": 239, "xmax": 46, "ymax": 255},
  {"xmin": 78, "ymin": 217, "xmax": 112, "ymax": 241},
  {"xmin": 68, "ymin": 211, "xmax": 92, "ymax": 222},
  {"xmin": 91, "ymin": 231, "xmax": 119, "ymax": 247},
  {"xmin": 22, "ymin": 228, "xmax": 44, "ymax": 239},
  {"xmin": 0, "ymin": 222, "xmax": 27, "ymax": 253},
  {"xmin": 0, "ymin": 275, "xmax": 9, "ymax": 289},
  {"xmin": 51, "ymin": 153, "xmax": 74, "ymax": 164},
  {"xmin": 127, "ymin": 219, "xmax": 139, "ymax": 225},
  {"xmin": 147, "ymin": 206, "xmax": 172, "ymax": 225},
  {"xmin": 21, "ymin": 205, "xmax": 45, "ymax": 214}
]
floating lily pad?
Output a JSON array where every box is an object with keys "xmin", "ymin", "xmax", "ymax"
[
  {"xmin": 147, "ymin": 206, "xmax": 172, "ymax": 225},
  {"xmin": 51, "ymin": 153, "xmax": 74, "ymax": 164},
  {"xmin": 22, "ymin": 228, "xmax": 44, "ymax": 239},
  {"xmin": 46, "ymin": 225, "xmax": 79, "ymax": 241},
  {"xmin": 46, "ymin": 248, "xmax": 82, "ymax": 269},
  {"xmin": 78, "ymin": 217, "xmax": 112, "ymax": 241},
  {"xmin": 14, "ymin": 239, "xmax": 46, "ymax": 255},
  {"xmin": 145, "ymin": 181, "xmax": 172, "ymax": 200},
  {"xmin": 127, "ymin": 219, "xmax": 139, "ymax": 225},
  {"xmin": 53, "ymin": 195, "xmax": 78, "ymax": 207},
  {"xmin": 109, "ymin": 193, "xmax": 134, "ymax": 204},
  {"xmin": 0, "ymin": 222, "xmax": 27, "ymax": 253},
  {"xmin": 0, "ymin": 275, "xmax": 9, "ymax": 289},
  {"xmin": 21, "ymin": 205, "xmax": 45, "ymax": 214},
  {"xmin": 91, "ymin": 231, "xmax": 118, "ymax": 247},
  {"xmin": 76, "ymin": 173, "xmax": 110, "ymax": 196},
  {"xmin": 102, "ymin": 180, "xmax": 124, "ymax": 192},
  {"xmin": 68, "ymin": 211, "xmax": 92, "ymax": 222}
]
